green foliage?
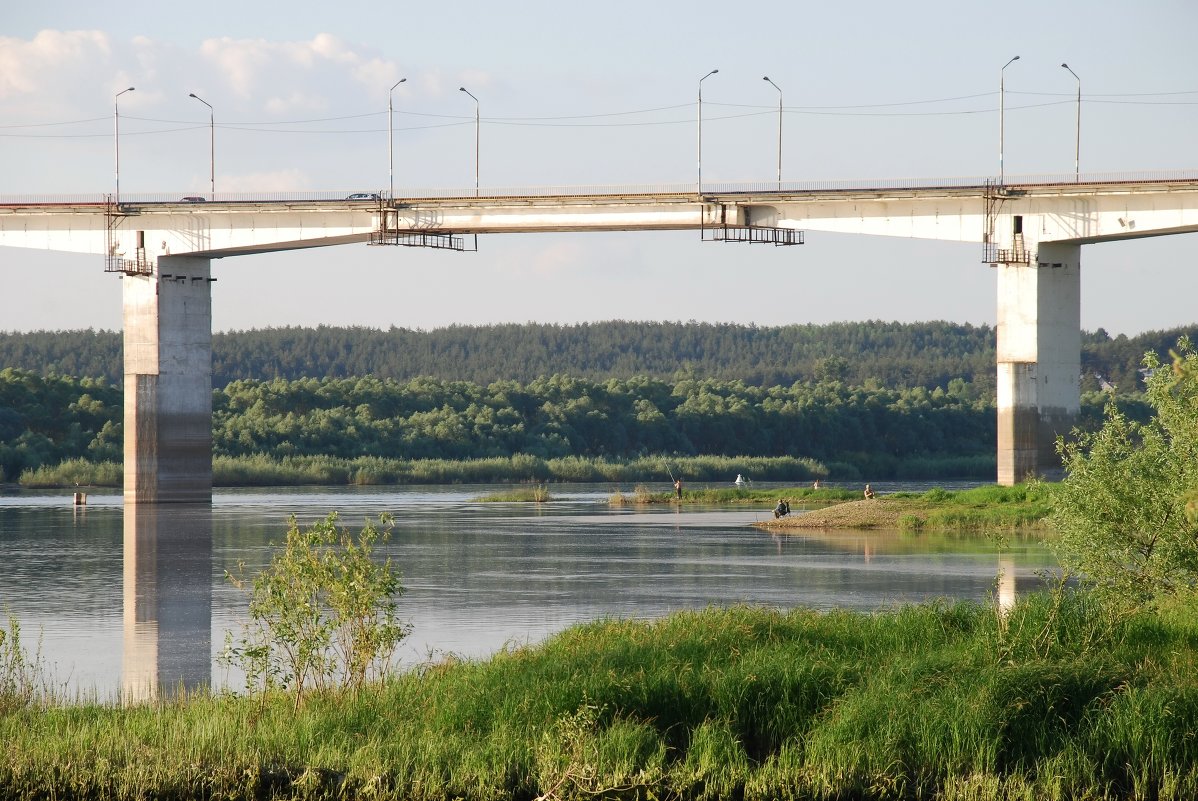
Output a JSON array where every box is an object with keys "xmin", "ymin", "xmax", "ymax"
[
  {"xmin": 1052, "ymin": 338, "xmax": 1198, "ymax": 605},
  {"xmin": 8, "ymin": 320, "xmax": 1191, "ymax": 486},
  {"xmin": 222, "ymin": 513, "xmax": 410, "ymax": 707},
  {"xmin": 0, "ymin": 368, "xmax": 121, "ymax": 481},
  {"xmin": 209, "ymin": 373, "xmax": 997, "ymax": 466}
]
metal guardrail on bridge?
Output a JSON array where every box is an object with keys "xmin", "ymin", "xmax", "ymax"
[{"xmin": 3, "ymin": 169, "xmax": 1198, "ymax": 207}]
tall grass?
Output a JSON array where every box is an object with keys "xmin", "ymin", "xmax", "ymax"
[
  {"xmin": 891, "ymin": 483, "xmax": 1056, "ymax": 532},
  {"xmin": 474, "ymin": 484, "xmax": 551, "ymax": 502},
  {"xmin": 5, "ymin": 595, "xmax": 1198, "ymax": 799},
  {"xmin": 18, "ymin": 458, "xmax": 122, "ymax": 488}
]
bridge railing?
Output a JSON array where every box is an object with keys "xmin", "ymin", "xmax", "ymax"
[{"xmin": 3, "ymin": 169, "xmax": 1198, "ymax": 206}]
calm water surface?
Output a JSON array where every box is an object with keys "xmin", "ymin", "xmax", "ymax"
[{"xmin": 0, "ymin": 482, "xmax": 1056, "ymax": 700}]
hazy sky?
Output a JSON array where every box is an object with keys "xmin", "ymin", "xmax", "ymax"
[{"xmin": 2, "ymin": 0, "xmax": 1196, "ymax": 335}]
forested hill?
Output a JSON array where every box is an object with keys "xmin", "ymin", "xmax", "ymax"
[{"xmin": 0, "ymin": 321, "xmax": 1192, "ymax": 391}]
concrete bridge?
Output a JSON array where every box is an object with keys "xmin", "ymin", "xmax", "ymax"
[{"xmin": 3, "ymin": 172, "xmax": 1197, "ymax": 501}]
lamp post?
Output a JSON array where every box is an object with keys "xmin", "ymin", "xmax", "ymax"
[
  {"xmin": 188, "ymin": 93, "xmax": 214, "ymax": 199},
  {"xmin": 459, "ymin": 87, "xmax": 479, "ymax": 196},
  {"xmin": 999, "ymin": 55, "xmax": 1019, "ymax": 185},
  {"xmin": 1061, "ymin": 63, "xmax": 1080, "ymax": 180},
  {"xmin": 697, "ymin": 69, "xmax": 719, "ymax": 194},
  {"xmin": 388, "ymin": 77, "xmax": 407, "ymax": 199},
  {"xmin": 114, "ymin": 86, "xmax": 135, "ymax": 204},
  {"xmin": 763, "ymin": 76, "xmax": 783, "ymax": 190}
]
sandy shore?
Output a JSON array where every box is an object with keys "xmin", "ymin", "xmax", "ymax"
[{"xmin": 755, "ymin": 498, "xmax": 908, "ymax": 529}]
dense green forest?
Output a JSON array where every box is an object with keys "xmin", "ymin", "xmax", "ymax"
[
  {"xmin": 0, "ymin": 367, "xmax": 1154, "ymax": 484},
  {"xmin": 1, "ymin": 321, "xmax": 1192, "ymax": 391},
  {"xmin": 1, "ymin": 369, "xmax": 999, "ymax": 481},
  {"xmin": 0, "ymin": 321, "xmax": 1183, "ymax": 483}
]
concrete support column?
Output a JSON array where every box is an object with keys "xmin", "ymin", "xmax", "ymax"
[
  {"xmin": 995, "ymin": 242, "xmax": 1081, "ymax": 485},
  {"xmin": 123, "ymin": 254, "xmax": 213, "ymax": 503}
]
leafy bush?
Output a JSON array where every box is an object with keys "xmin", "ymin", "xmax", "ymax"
[
  {"xmin": 222, "ymin": 513, "xmax": 410, "ymax": 707},
  {"xmin": 1052, "ymin": 338, "xmax": 1198, "ymax": 605}
]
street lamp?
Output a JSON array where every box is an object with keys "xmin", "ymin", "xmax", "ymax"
[
  {"xmin": 697, "ymin": 69, "xmax": 718, "ymax": 194},
  {"xmin": 188, "ymin": 93, "xmax": 214, "ymax": 199},
  {"xmin": 1061, "ymin": 63, "xmax": 1081, "ymax": 180},
  {"xmin": 763, "ymin": 76, "xmax": 783, "ymax": 190},
  {"xmin": 999, "ymin": 55, "xmax": 1019, "ymax": 185},
  {"xmin": 114, "ymin": 86, "xmax": 135, "ymax": 204},
  {"xmin": 388, "ymin": 77, "xmax": 407, "ymax": 200},
  {"xmin": 459, "ymin": 87, "xmax": 480, "ymax": 196}
]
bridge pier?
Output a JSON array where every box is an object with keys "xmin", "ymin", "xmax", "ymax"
[
  {"xmin": 123, "ymin": 255, "xmax": 213, "ymax": 503},
  {"xmin": 995, "ymin": 242, "xmax": 1080, "ymax": 485}
]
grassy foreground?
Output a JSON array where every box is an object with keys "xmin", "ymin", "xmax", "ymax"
[{"xmin": 5, "ymin": 595, "xmax": 1198, "ymax": 800}]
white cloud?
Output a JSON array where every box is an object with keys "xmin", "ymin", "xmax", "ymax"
[
  {"xmin": 353, "ymin": 57, "xmax": 400, "ymax": 92},
  {"xmin": 199, "ymin": 36, "xmax": 272, "ymax": 98},
  {"xmin": 218, "ymin": 168, "xmax": 311, "ymax": 193},
  {"xmin": 264, "ymin": 91, "xmax": 328, "ymax": 115},
  {"xmin": 0, "ymin": 29, "xmax": 110, "ymax": 99},
  {"xmin": 503, "ymin": 240, "xmax": 588, "ymax": 278},
  {"xmin": 200, "ymin": 34, "xmax": 400, "ymax": 103}
]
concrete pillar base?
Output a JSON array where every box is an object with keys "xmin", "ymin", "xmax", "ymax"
[{"xmin": 123, "ymin": 254, "xmax": 213, "ymax": 503}]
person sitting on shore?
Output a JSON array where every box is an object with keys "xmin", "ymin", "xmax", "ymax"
[
  {"xmin": 863, "ymin": 484, "xmax": 876, "ymax": 499},
  {"xmin": 734, "ymin": 473, "xmax": 746, "ymax": 487},
  {"xmin": 774, "ymin": 499, "xmax": 790, "ymax": 518}
]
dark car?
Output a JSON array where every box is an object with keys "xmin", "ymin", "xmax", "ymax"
[
  {"xmin": 180, "ymin": 196, "xmax": 207, "ymax": 202},
  {"xmin": 346, "ymin": 193, "xmax": 381, "ymax": 201}
]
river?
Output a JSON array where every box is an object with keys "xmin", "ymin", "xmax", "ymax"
[{"xmin": 0, "ymin": 482, "xmax": 1056, "ymax": 702}]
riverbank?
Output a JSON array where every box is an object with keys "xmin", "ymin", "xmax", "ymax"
[
  {"xmin": 18, "ymin": 452, "xmax": 995, "ymax": 489},
  {"xmin": 2, "ymin": 596, "xmax": 1196, "ymax": 800},
  {"xmin": 757, "ymin": 484, "xmax": 1054, "ymax": 532},
  {"xmin": 611, "ymin": 485, "xmax": 861, "ymax": 506}
]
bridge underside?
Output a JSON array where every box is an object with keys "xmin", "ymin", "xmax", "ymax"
[{"xmin": 120, "ymin": 247, "xmax": 1078, "ymax": 501}]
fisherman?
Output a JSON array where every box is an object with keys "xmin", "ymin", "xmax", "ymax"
[
  {"xmin": 735, "ymin": 473, "xmax": 746, "ymax": 487},
  {"xmin": 864, "ymin": 483, "xmax": 876, "ymax": 499},
  {"xmin": 673, "ymin": 477, "xmax": 683, "ymax": 499},
  {"xmin": 773, "ymin": 499, "xmax": 790, "ymax": 518}
]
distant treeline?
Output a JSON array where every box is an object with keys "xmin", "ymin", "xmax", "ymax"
[
  {"xmin": 2, "ymin": 321, "xmax": 1192, "ymax": 391},
  {"xmin": 2, "ymin": 368, "xmax": 1003, "ymax": 482},
  {"xmin": 0, "ymin": 365, "xmax": 1157, "ymax": 485}
]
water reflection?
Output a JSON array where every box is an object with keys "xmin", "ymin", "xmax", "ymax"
[
  {"xmin": 997, "ymin": 557, "xmax": 1017, "ymax": 615},
  {"xmin": 0, "ymin": 485, "xmax": 1058, "ymax": 699},
  {"xmin": 122, "ymin": 503, "xmax": 212, "ymax": 701}
]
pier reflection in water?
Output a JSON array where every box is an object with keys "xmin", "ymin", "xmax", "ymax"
[{"xmin": 122, "ymin": 503, "xmax": 212, "ymax": 701}]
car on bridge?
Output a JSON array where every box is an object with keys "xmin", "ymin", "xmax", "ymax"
[
  {"xmin": 180, "ymin": 196, "xmax": 207, "ymax": 202},
  {"xmin": 346, "ymin": 192, "xmax": 381, "ymax": 201}
]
